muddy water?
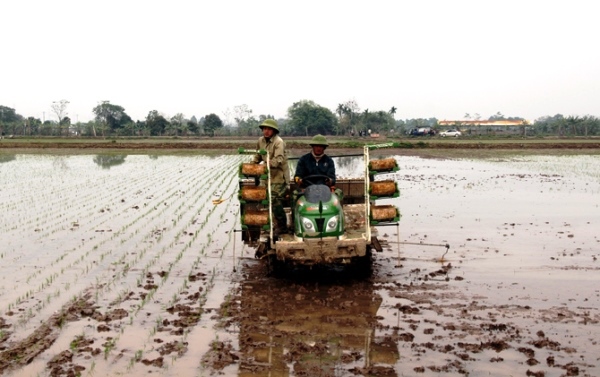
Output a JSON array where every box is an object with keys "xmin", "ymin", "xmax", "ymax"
[
  {"xmin": 374, "ymin": 155, "xmax": 600, "ymax": 376},
  {"xmin": 0, "ymin": 153, "xmax": 599, "ymax": 376}
]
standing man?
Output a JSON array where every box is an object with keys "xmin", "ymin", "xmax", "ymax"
[
  {"xmin": 293, "ymin": 134, "xmax": 336, "ymax": 188},
  {"xmin": 253, "ymin": 119, "xmax": 290, "ymax": 235}
]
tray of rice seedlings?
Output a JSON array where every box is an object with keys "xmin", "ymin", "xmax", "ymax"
[{"xmin": 369, "ymin": 180, "xmax": 399, "ymax": 199}]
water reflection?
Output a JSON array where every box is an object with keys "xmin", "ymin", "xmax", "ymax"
[
  {"xmin": 287, "ymin": 155, "xmax": 366, "ymax": 180},
  {"xmin": 0, "ymin": 154, "xmax": 16, "ymax": 164},
  {"xmin": 52, "ymin": 156, "xmax": 69, "ymax": 170},
  {"xmin": 334, "ymin": 156, "xmax": 365, "ymax": 178},
  {"xmin": 92, "ymin": 154, "xmax": 127, "ymax": 169},
  {"xmin": 234, "ymin": 265, "xmax": 398, "ymax": 376}
]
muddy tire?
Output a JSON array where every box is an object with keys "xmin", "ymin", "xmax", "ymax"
[
  {"xmin": 267, "ymin": 255, "xmax": 287, "ymax": 276},
  {"xmin": 352, "ymin": 250, "xmax": 373, "ymax": 277}
]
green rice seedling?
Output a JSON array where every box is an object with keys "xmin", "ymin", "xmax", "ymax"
[
  {"xmin": 70, "ymin": 337, "xmax": 80, "ymax": 351},
  {"xmin": 103, "ymin": 338, "xmax": 115, "ymax": 360}
]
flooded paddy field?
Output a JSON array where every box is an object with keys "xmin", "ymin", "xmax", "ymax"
[{"xmin": 0, "ymin": 152, "xmax": 598, "ymax": 376}]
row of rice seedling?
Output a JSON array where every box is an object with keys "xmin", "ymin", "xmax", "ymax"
[
  {"xmin": 5, "ymin": 154, "xmax": 246, "ymax": 375},
  {"xmin": 0, "ymin": 156, "xmax": 233, "ymax": 337},
  {"xmin": 0, "ymin": 156, "xmax": 114, "ymax": 234},
  {"xmin": 78, "ymin": 156, "xmax": 241, "ymax": 374},
  {"xmin": 0, "ymin": 156, "xmax": 193, "ymax": 333},
  {"xmin": 90, "ymin": 157, "xmax": 243, "ymax": 372}
]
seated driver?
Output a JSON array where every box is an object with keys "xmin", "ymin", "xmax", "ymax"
[{"xmin": 294, "ymin": 134, "xmax": 336, "ymax": 189}]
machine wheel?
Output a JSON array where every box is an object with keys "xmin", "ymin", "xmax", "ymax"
[
  {"xmin": 267, "ymin": 254, "xmax": 287, "ymax": 276},
  {"xmin": 352, "ymin": 249, "xmax": 373, "ymax": 276}
]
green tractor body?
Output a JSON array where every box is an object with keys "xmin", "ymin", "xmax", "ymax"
[{"xmin": 294, "ymin": 184, "xmax": 343, "ymax": 238}]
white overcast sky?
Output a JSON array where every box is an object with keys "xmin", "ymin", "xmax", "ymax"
[{"xmin": 1, "ymin": 0, "xmax": 598, "ymax": 124}]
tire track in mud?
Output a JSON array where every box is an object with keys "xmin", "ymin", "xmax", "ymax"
[
  {"xmin": 203, "ymin": 251, "xmax": 599, "ymax": 377},
  {"xmin": 0, "ymin": 155, "xmax": 247, "ymax": 376},
  {"xmin": 204, "ymin": 260, "xmax": 399, "ymax": 377}
]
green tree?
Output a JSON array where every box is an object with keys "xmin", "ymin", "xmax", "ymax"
[
  {"xmin": 560, "ymin": 115, "xmax": 600, "ymax": 137},
  {"xmin": 164, "ymin": 113, "xmax": 183, "ymax": 136},
  {"xmin": 136, "ymin": 120, "xmax": 149, "ymax": 136},
  {"xmin": 343, "ymin": 99, "xmax": 360, "ymax": 130},
  {"xmin": 287, "ymin": 100, "xmax": 337, "ymax": 136},
  {"xmin": 92, "ymin": 101, "xmax": 132, "ymax": 136},
  {"xmin": 146, "ymin": 110, "xmax": 170, "ymax": 136},
  {"xmin": 237, "ymin": 116, "xmax": 260, "ymax": 136},
  {"xmin": 394, "ymin": 118, "xmax": 407, "ymax": 134},
  {"xmin": 203, "ymin": 113, "xmax": 223, "ymax": 136},
  {"xmin": 361, "ymin": 110, "xmax": 395, "ymax": 133},
  {"xmin": 336, "ymin": 103, "xmax": 345, "ymax": 119},
  {"xmin": 534, "ymin": 114, "xmax": 575, "ymax": 136},
  {"xmin": 25, "ymin": 116, "xmax": 42, "ymax": 136},
  {"xmin": 169, "ymin": 113, "xmax": 186, "ymax": 136},
  {"xmin": 187, "ymin": 116, "xmax": 199, "ymax": 135},
  {"xmin": 61, "ymin": 116, "xmax": 71, "ymax": 136},
  {"xmin": 335, "ymin": 103, "xmax": 351, "ymax": 135},
  {"xmin": 489, "ymin": 111, "xmax": 505, "ymax": 120},
  {"xmin": 41, "ymin": 120, "xmax": 55, "ymax": 136},
  {"xmin": 0, "ymin": 106, "xmax": 22, "ymax": 137},
  {"xmin": 578, "ymin": 115, "xmax": 599, "ymax": 136}
]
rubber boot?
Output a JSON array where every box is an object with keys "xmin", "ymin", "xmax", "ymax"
[
  {"xmin": 273, "ymin": 216, "xmax": 288, "ymax": 239},
  {"xmin": 273, "ymin": 204, "xmax": 288, "ymax": 236}
]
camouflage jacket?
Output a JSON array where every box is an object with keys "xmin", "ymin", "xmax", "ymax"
[{"xmin": 252, "ymin": 135, "xmax": 290, "ymax": 184}]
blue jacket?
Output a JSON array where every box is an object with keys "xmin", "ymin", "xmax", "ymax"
[{"xmin": 294, "ymin": 153, "xmax": 336, "ymax": 186}]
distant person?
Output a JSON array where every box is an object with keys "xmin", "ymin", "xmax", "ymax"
[
  {"xmin": 294, "ymin": 134, "xmax": 336, "ymax": 188},
  {"xmin": 252, "ymin": 119, "xmax": 290, "ymax": 235}
]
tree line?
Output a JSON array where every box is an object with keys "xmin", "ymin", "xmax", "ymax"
[{"xmin": 1, "ymin": 101, "xmax": 600, "ymax": 138}]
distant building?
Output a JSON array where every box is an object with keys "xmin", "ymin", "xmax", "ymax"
[{"xmin": 437, "ymin": 120, "xmax": 532, "ymax": 135}]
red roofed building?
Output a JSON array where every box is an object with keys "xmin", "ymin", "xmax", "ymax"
[{"xmin": 437, "ymin": 119, "xmax": 532, "ymax": 135}]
